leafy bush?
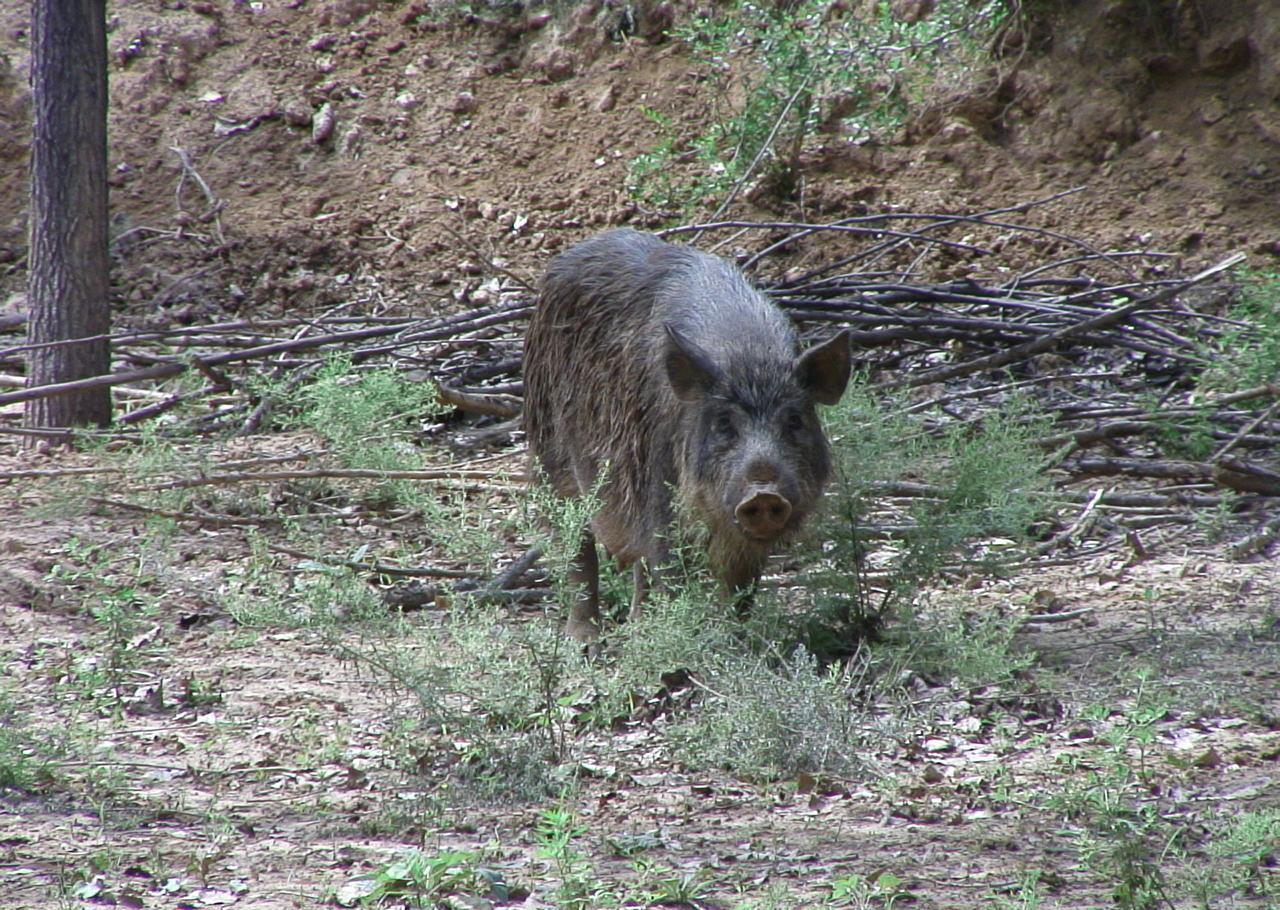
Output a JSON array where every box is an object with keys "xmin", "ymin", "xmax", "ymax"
[
  {"xmin": 807, "ymin": 383, "xmax": 1051, "ymax": 626},
  {"xmin": 283, "ymin": 355, "xmax": 446, "ymax": 468},
  {"xmin": 668, "ymin": 644, "xmax": 879, "ymax": 777},
  {"xmin": 629, "ymin": 0, "xmax": 1008, "ymax": 211}
]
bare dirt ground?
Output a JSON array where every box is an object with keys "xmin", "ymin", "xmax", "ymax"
[{"xmin": 0, "ymin": 0, "xmax": 1278, "ymax": 907}]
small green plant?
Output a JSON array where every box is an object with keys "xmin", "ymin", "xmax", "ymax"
[
  {"xmin": 810, "ymin": 385, "xmax": 1051, "ymax": 627},
  {"xmin": 1201, "ymin": 267, "xmax": 1280, "ymax": 392},
  {"xmin": 180, "ymin": 676, "xmax": 224, "ymax": 708},
  {"xmin": 1149, "ymin": 409, "xmax": 1217, "ymax": 462},
  {"xmin": 1182, "ymin": 484, "xmax": 1240, "ymax": 545},
  {"xmin": 344, "ymin": 601, "xmax": 583, "ymax": 805},
  {"xmin": 535, "ymin": 805, "xmax": 615, "ymax": 909},
  {"xmin": 730, "ymin": 881, "xmax": 809, "ymax": 909},
  {"xmin": 226, "ymin": 536, "xmax": 383, "ymax": 628},
  {"xmin": 891, "ymin": 595, "xmax": 1035, "ymax": 688},
  {"xmin": 991, "ymin": 870, "xmax": 1045, "ymax": 910},
  {"xmin": 669, "ymin": 643, "xmax": 878, "ymax": 778},
  {"xmin": 45, "ymin": 537, "xmax": 162, "ymax": 705},
  {"xmin": 1046, "ymin": 673, "xmax": 1178, "ymax": 910},
  {"xmin": 0, "ymin": 692, "xmax": 56, "ymax": 792},
  {"xmin": 323, "ymin": 484, "xmax": 600, "ymax": 804},
  {"xmin": 627, "ymin": 108, "xmax": 690, "ymax": 210},
  {"xmin": 282, "ymin": 356, "xmax": 445, "ymax": 464},
  {"xmin": 254, "ymin": 355, "xmax": 449, "ymax": 509},
  {"xmin": 830, "ymin": 871, "xmax": 913, "ymax": 908},
  {"xmin": 447, "ymin": 606, "xmax": 584, "ymax": 762},
  {"xmin": 633, "ymin": 863, "xmax": 714, "ymax": 905},
  {"xmin": 521, "ymin": 475, "xmax": 606, "ymax": 612},
  {"xmin": 350, "ymin": 848, "xmax": 507, "ymax": 907},
  {"xmin": 1182, "ymin": 809, "xmax": 1280, "ymax": 906}
]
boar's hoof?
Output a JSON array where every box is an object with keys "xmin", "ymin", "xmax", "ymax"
[{"xmin": 565, "ymin": 613, "xmax": 602, "ymax": 649}]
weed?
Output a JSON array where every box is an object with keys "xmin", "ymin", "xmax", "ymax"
[
  {"xmin": 1201, "ymin": 268, "xmax": 1280, "ymax": 393},
  {"xmin": 280, "ymin": 356, "xmax": 444, "ymax": 461},
  {"xmin": 629, "ymin": 0, "xmax": 1008, "ymax": 212},
  {"xmin": 668, "ymin": 640, "xmax": 882, "ymax": 778},
  {"xmin": 520, "ymin": 475, "xmax": 604, "ymax": 606},
  {"xmin": 892, "ymin": 594, "xmax": 1035, "ymax": 688},
  {"xmin": 830, "ymin": 870, "xmax": 913, "ymax": 908},
  {"xmin": 252, "ymin": 354, "xmax": 450, "ymax": 511},
  {"xmin": 0, "ymin": 691, "xmax": 57, "ymax": 791},
  {"xmin": 349, "ymin": 848, "xmax": 508, "ymax": 907},
  {"xmin": 627, "ymin": 108, "xmax": 688, "ymax": 210},
  {"xmin": 44, "ymin": 536, "xmax": 163, "ymax": 706},
  {"xmin": 535, "ymin": 804, "xmax": 616, "ymax": 909},
  {"xmin": 730, "ymin": 881, "xmax": 809, "ymax": 909},
  {"xmin": 1046, "ymin": 672, "xmax": 1179, "ymax": 910},
  {"xmin": 226, "ymin": 543, "xmax": 383, "ymax": 628},
  {"xmin": 447, "ymin": 605, "xmax": 584, "ymax": 757},
  {"xmin": 1147, "ymin": 407, "xmax": 1218, "ymax": 462},
  {"xmin": 809, "ymin": 385, "xmax": 1051, "ymax": 625},
  {"xmin": 991, "ymin": 870, "xmax": 1045, "ymax": 910},
  {"xmin": 1191, "ymin": 490, "xmax": 1238, "ymax": 543},
  {"xmin": 283, "ymin": 710, "xmax": 354, "ymax": 767},
  {"xmin": 1194, "ymin": 809, "xmax": 1280, "ymax": 903},
  {"xmin": 179, "ymin": 676, "xmax": 223, "ymax": 708},
  {"xmin": 345, "ymin": 602, "xmax": 584, "ymax": 804},
  {"xmin": 633, "ymin": 863, "xmax": 714, "ymax": 905}
]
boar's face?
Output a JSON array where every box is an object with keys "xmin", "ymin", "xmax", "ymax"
[{"xmin": 664, "ymin": 326, "xmax": 852, "ymax": 546}]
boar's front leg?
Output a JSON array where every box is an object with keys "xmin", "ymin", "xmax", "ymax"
[{"xmin": 565, "ymin": 529, "xmax": 602, "ymax": 646}]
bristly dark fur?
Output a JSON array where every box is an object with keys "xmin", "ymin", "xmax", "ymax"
[{"xmin": 523, "ymin": 228, "xmax": 850, "ymax": 642}]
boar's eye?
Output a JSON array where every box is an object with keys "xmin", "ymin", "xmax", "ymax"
[
  {"xmin": 712, "ymin": 411, "xmax": 737, "ymax": 439},
  {"xmin": 784, "ymin": 411, "xmax": 806, "ymax": 434}
]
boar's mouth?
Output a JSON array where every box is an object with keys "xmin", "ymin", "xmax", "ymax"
[
  {"xmin": 738, "ymin": 520, "xmax": 804, "ymax": 540},
  {"xmin": 731, "ymin": 511, "xmax": 806, "ymax": 544}
]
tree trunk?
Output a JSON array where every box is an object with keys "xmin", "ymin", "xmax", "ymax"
[{"xmin": 25, "ymin": 0, "xmax": 112, "ymax": 440}]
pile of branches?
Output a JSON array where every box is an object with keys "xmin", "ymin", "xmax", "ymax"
[{"xmin": 2, "ymin": 204, "xmax": 1278, "ymax": 565}]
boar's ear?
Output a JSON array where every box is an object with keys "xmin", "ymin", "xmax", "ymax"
[
  {"xmin": 796, "ymin": 329, "xmax": 852, "ymax": 406},
  {"xmin": 664, "ymin": 323, "xmax": 723, "ymax": 402}
]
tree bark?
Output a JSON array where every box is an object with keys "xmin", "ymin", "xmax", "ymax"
[{"xmin": 25, "ymin": 0, "xmax": 112, "ymax": 439}]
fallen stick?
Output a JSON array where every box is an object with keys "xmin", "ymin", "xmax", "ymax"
[
  {"xmin": 267, "ymin": 542, "xmax": 473, "ymax": 579},
  {"xmin": 880, "ymin": 252, "xmax": 1246, "ymax": 390},
  {"xmin": 0, "ymin": 301, "xmax": 533, "ymax": 408},
  {"xmin": 435, "ymin": 383, "xmax": 522, "ymax": 418},
  {"xmin": 141, "ymin": 466, "xmax": 526, "ymax": 491}
]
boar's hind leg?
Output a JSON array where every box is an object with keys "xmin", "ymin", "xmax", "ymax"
[{"xmin": 565, "ymin": 530, "xmax": 603, "ymax": 645}]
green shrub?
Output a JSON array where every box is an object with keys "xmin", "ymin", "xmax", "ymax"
[
  {"xmin": 0, "ymin": 694, "xmax": 54, "ymax": 792},
  {"xmin": 1201, "ymin": 268, "xmax": 1280, "ymax": 392},
  {"xmin": 669, "ymin": 644, "xmax": 878, "ymax": 778},
  {"xmin": 807, "ymin": 384, "xmax": 1051, "ymax": 625},
  {"xmin": 629, "ymin": 0, "xmax": 1008, "ymax": 211}
]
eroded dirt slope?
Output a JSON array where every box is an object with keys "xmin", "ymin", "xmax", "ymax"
[{"xmin": 1, "ymin": 0, "xmax": 1278, "ymax": 323}]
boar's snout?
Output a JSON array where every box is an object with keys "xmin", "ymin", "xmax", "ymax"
[{"xmin": 735, "ymin": 486, "xmax": 793, "ymax": 541}]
